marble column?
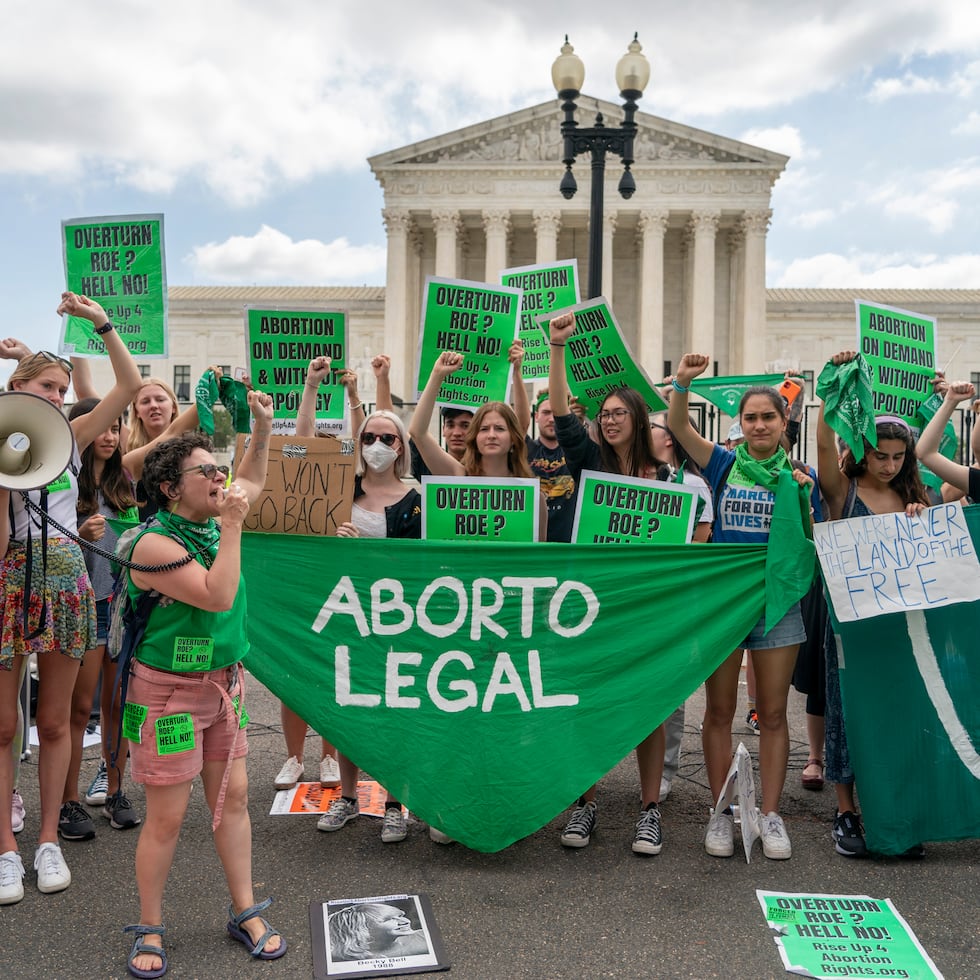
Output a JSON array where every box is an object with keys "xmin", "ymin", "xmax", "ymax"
[
  {"xmin": 533, "ymin": 209, "xmax": 561, "ymax": 265},
  {"xmin": 602, "ymin": 212, "xmax": 617, "ymax": 308},
  {"xmin": 738, "ymin": 210, "xmax": 771, "ymax": 372},
  {"xmin": 636, "ymin": 210, "xmax": 668, "ymax": 377},
  {"xmin": 381, "ymin": 208, "xmax": 414, "ymax": 400},
  {"xmin": 687, "ymin": 210, "xmax": 720, "ymax": 363},
  {"xmin": 483, "ymin": 208, "xmax": 511, "ymax": 282},
  {"xmin": 432, "ymin": 209, "xmax": 461, "ymax": 279}
]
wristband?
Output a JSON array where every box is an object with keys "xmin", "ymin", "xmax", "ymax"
[
  {"xmin": 671, "ymin": 379, "xmax": 689, "ymax": 393},
  {"xmin": 94, "ymin": 321, "xmax": 114, "ymax": 336},
  {"xmin": 550, "ymin": 341, "xmax": 566, "ymax": 347},
  {"xmin": 349, "ymin": 401, "xmax": 363, "ymax": 411}
]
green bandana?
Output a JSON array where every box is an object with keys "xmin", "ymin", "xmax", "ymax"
[
  {"xmin": 156, "ymin": 510, "xmax": 220, "ymax": 565},
  {"xmin": 816, "ymin": 356, "xmax": 877, "ymax": 462},
  {"xmin": 728, "ymin": 441, "xmax": 789, "ymax": 490},
  {"xmin": 195, "ymin": 370, "xmax": 252, "ymax": 436}
]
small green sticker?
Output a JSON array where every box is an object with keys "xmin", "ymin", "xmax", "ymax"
[
  {"xmin": 155, "ymin": 713, "xmax": 195, "ymax": 755},
  {"xmin": 122, "ymin": 702, "xmax": 148, "ymax": 743},
  {"xmin": 45, "ymin": 472, "xmax": 72, "ymax": 493},
  {"xmin": 172, "ymin": 636, "xmax": 214, "ymax": 671},
  {"xmin": 768, "ymin": 907, "xmax": 797, "ymax": 923}
]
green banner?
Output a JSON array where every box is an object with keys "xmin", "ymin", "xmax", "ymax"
[
  {"xmin": 500, "ymin": 261, "xmax": 579, "ymax": 381},
  {"xmin": 689, "ymin": 373, "xmax": 785, "ymax": 416},
  {"xmin": 571, "ymin": 471, "xmax": 696, "ymax": 544},
  {"xmin": 914, "ymin": 392, "xmax": 958, "ymax": 491},
  {"xmin": 416, "ymin": 277, "xmax": 521, "ymax": 408},
  {"xmin": 856, "ymin": 299, "xmax": 937, "ymax": 425},
  {"xmin": 242, "ymin": 535, "xmax": 770, "ymax": 851},
  {"xmin": 758, "ymin": 891, "xmax": 945, "ymax": 979},
  {"xmin": 422, "ymin": 477, "xmax": 540, "ymax": 542},
  {"xmin": 245, "ymin": 307, "xmax": 347, "ymax": 434},
  {"xmin": 61, "ymin": 214, "xmax": 167, "ymax": 358},
  {"xmin": 538, "ymin": 298, "xmax": 667, "ymax": 418},
  {"xmin": 824, "ymin": 504, "xmax": 980, "ymax": 854}
]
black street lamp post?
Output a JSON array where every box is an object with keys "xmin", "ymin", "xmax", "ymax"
[{"xmin": 551, "ymin": 35, "xmax": 651, "ymax": 299}]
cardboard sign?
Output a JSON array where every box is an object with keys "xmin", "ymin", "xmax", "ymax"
[
  {"xmin": 421, "ymin": 476, "xmax": 541, "ymax": 542},
  {"xmin": 571, "ymin": 470, "xmax": 697, "ymax": 544},
  {"xmin": 500, "ymin": 260, "xmax": 580, "ymax": 380},
  {"xmin": 535, "ymin": 298, "xmax": 667, "ymax": 417},
  {"xmin": 245, "ymin": 306, "xmax": 348, "ymax": 434},
  {"xmin": 236, "ymin": 434, "xmax": 355, "ymax": 535},
  {"xmin": 856, "ymin": 299, "xmax": 938, "ymax": 425},
  {"xmin": 415, "ymin": 276, "xmax": 521, "ymax": 408},
  {"xmin": 61, "ymin": 213, "xmax": 168, "ymax": 358}
]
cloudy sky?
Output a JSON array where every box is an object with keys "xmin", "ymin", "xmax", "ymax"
[{"xmin": 3, "ymin": 0, "xmax": 979, "ymax": 366}]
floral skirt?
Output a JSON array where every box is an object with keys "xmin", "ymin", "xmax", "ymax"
[{"xmin": 1, "ymin": 538, "xmax": 96, "ymax": 670}]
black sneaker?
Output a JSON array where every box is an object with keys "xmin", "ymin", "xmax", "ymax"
[
  {"xmin": 632, "ymin": 803, "xmax": 663, "ymax": 855},
  {"xmin": 58, "ymin": 800, "xmax": 96, "ymax": 842},
  {"xmin": 103, "ymin": 792, "xmax": 142, "ymax": 830},
  {"xmin": 560, "ymin": 800, "xmax": 597, "ymax": 848},
  {"xmin": 832, "ymin": 810, "xmax": 867, "ymax": 858}
]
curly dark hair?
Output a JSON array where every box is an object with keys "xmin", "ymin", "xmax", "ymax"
[
  {"xmin": 841, "ymin": 420, "xmax": 928, "ymax": 506},
  {"xmin": 141, "ymin": 432, "xmax": 216, "ymax": 511},
  {"xmin": 68, "ymin": 397, "xmax": 136, "ymax": 516}
]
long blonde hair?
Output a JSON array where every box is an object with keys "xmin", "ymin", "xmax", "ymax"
[{"xmin": 127, "ymin": 378, "xmax": 179, "ymax": 451}]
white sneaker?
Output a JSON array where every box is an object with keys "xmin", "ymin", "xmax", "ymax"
[
  {"xmin": 704, "ymin": 810, "xmax": 735, "ymax": 857},
  {"xmin": 11, "ymin": 790, "xmax": 25, "ymax": 834},
  {"xmin": 381, "ymin": 807, "xmax": 408, "ymax": 843},
  {"xmin": 273, "ymin": 755, "xmax": 305, "ymax": 790},
  {"xmin": 84, "ymin": 761, "xmax": 108, "ymax": 806},
  {"xmin": 761, "ymin": 811, "xmax": 792, "ymax": 860},
  {"xmin": 0, "ymin": 850, "xmax": 25, "ymax": 905},
  {"xmin": 34, "ymin": 842, "xmax": 71, "ymax": 894},
  {"xmin": 428, "ymin": 826, "xmax": 455, "ymax": 845},
  {"xmin": 659, "ymin": 776, "xmax": 672, "ymax": 801},
  {"xmin": 319, "ymin": 755, "xmax": 341, "ymax": 788}
]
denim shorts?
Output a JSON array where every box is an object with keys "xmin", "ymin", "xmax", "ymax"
[
  {"xmin": 127, "ymin": 660, "xmax": 247, "ymax": 786},
  {"xmin": 95, "ymin": 597, "xmax": 110, "ymax": 645},
  {"xmin": 741, "ymin": 601, "xmax": 806, "ymax": 651}
]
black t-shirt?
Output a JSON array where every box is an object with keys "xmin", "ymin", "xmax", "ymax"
[{"xmin": 526, "ymin": 435, "xmax": 576, "ymax": 543}]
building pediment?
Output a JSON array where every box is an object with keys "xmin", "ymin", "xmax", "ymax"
[{"xmin": 369, "ymin": 99, "xmax": 787, "ymax": 174}]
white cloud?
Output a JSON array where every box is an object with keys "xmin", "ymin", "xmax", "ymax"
[
  {"xmin": 867, "ymin": 72, "xmax": 948, "ymax": 102},
  {"xmin": 772, "ymin": 250, "xmax": 980, "ymax": 288},
  {"xmin": 739, "ymin": 125, "xmax": 810, "ymax": 161},
  {"xmin": 187, "ymin": 225, "xmax": 386, "ymax": 284},
  {"xmin": 953, "ymin": 111, "xmax": 980, "ymax": 135},
  {"xmin": 867, "ymin": 160, "xmax": 980, "ymax": 233},
  {"xmin": 789, "ymin": 209, "xmax": 837, "ymax": 229}
]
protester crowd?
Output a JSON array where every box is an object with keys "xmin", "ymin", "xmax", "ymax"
[{"xmin": 1, "ymin": 298, "xmax": 974, "ymax": 979}]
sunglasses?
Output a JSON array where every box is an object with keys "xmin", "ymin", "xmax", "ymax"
[
  {"xmin": 181, "ymin": 463, "xmax": 230, "ymax": 480},
  {"xmin": 361, "ymin": 432, "xmax": 399, "ymax": 446},
  {"xmin": 33, "ymin": 351, "xmax": 73, "ymax": 374}
]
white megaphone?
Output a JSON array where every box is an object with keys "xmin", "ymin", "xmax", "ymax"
[{"xmin": 0, "ymin": 391, "xmax": 76, "ymax": 491}]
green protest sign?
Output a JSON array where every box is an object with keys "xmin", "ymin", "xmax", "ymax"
[
  {"xmin": 689, "ymin": 373, "xmax": 784, "ymax": 416},
  {"xmin": 422, "ymin": 477, "xmax": 541, "ymax": 542},
  {"xmin": 61, "ymin": 214, "xmax": 167, "ymax": 358},
  {"xmin": 571, "ymin": 470, "xmax": 696, "ymax": 544},
  {"xmin": 856, "ymin": 299, "xmax": 937, "ymax": 425},
  {"xmin": 536, "ymin": 298, "xmax": 667, "ymax": 418},
  {"xmin": 500, "ymin": 261, "xmax": 579, "ymax": 381},
  {"xmin": 821, "ymin": 503, "xmax": 980, "ymax": 855},
  {"xmin": 416, "ymin": 276, "xmax": 522, "ymax": 408},
  {"xmin": 242, "ymin": 534, "xmax": 773, "ymax": 851},
  {"xmin": 245, "ymin": 307, "xmax": 347, "ymax": 434},
  {"xmin": 758, "ymin": 891, "xmax": 945, "ymax": 980},
  {"xmin": 914, "ymin": 392, "xmax": 959, "ymax": 491}
]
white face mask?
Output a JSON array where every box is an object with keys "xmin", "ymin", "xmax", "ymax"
[{"xmin": 361, "ymin": 441, "xmax": 399, "ymax": 473}]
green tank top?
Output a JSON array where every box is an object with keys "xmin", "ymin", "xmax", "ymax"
[{"xmin": 128, "ymin": 519, "xmax": 247, "ymax": 673}]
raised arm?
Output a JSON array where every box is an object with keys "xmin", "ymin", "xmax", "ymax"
[
  {"xmin": 69, "ymin": 355, "xmax": 99, "ymax": 400},
  {"xmin": 60, "ymin": 293, "xmax": 142, "ymax": 453},
  {"xmin": 666, "ymin": 354, "xmax": 715, "ymax": 470},
  {"xmin": 407, "ymin": 353, "xmax": 466, "ymax": 477},
  {"xmin": 295, "ymin": 356, "xmax": 331, "ymax": 438},
  {"xmin": 372, "ymin": 354, "xmax": 394, "ymax": 413},
  {"xmin": 233, "ymin": 389, "xmax": 274, "ymax": 504},
  {"xmin": 546, "ymin": 312, "xmax": 576, "ymax": 416},
  {"xmin": 917, "ymin": 381, "xmax": 976, "ymax": 493},
  {"xmin": 509, "ymin": 339, "xmax": 531, "ymax": 434},
  {"xmin": 339, "ymin": 366, "xmax": 364, "ymax": 435},
  {"xmin": 816, "ymin": 351, "xmax": 858, "ymax": 518},
  {"xmin": 122, "ymin": 402, "xmax": 201, "ymax": 480}
]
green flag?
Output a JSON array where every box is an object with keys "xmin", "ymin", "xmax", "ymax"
[
  {"xmin": 242, "ymin": 536, "xmax": 769, "ymax": 851},
  {"xmin": 689, "ymin": 373, "xmax": 784, "ymax": 416},
  {"xmin": 816, "ymin": 355, "xmax": 877, "ymax": 462}
]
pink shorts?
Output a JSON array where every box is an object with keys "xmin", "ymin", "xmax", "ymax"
[{"xmin": 127, "ymin": 660, "xmax": 248, "ymax": 786}]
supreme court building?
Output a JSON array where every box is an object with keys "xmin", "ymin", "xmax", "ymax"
[{"xmin": 89, "ymin": 98, "xmax": 980, "ymax": 414}]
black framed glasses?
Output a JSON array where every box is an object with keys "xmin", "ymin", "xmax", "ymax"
[
  {"xmin": 32, "ymin": 351, "xmax": 73, "ymax": 374},
  {"xmin": 649, "ymin": 421, "xmax": 668, "ymax": 432},
  {"xmin": 361, "ymin": 432, "xmax": 399, "ymax": 446},
  {"xmin": 597, "ymin": 408, "xmax": 631, "ymax": 423},
  {"xmin": 181, "ymin": 463, "xmax": 230, "ymax": 480}
]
